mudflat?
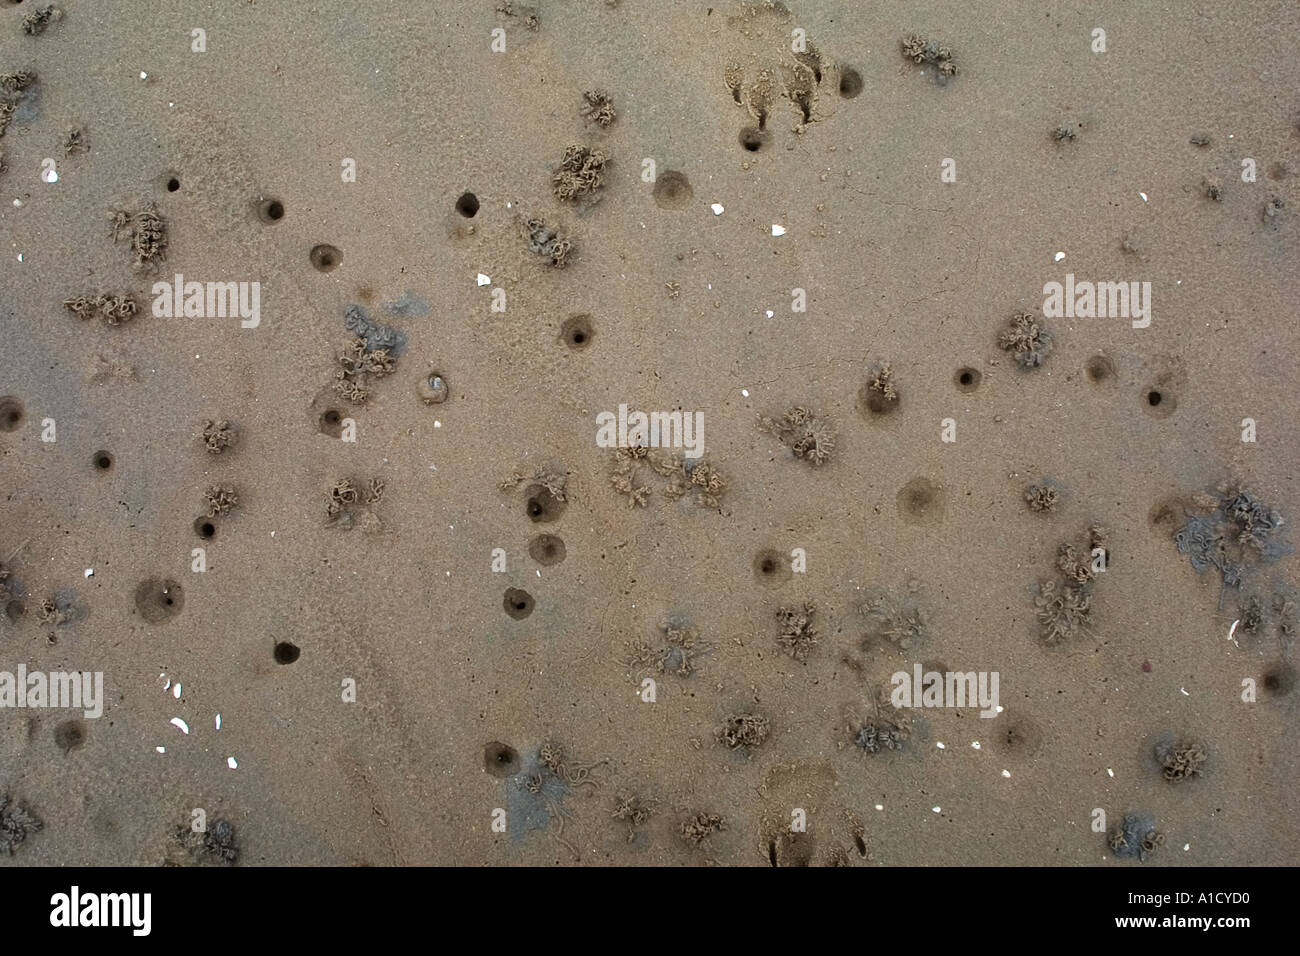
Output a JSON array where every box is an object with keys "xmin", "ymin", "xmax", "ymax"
[{"xmin": 0, "ymin": 1, "xmax": 1296, "ymax": 866}]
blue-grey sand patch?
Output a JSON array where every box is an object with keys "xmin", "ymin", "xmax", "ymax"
[
  {"xmin": 39, "ymin": 587, "xmax": 85, "ymax": 626},
  {"xmin": 1174, "ymin": 488, "xmax": 1289, "ymax": 601},
  {"xmin": 1, "ymin": 69, "xmax": 40, "ymax": 126},
  {"xmin": 1108, "ymin": 811, "xmax": 1164, "ymax": 861},
  {"xmin": 0, "ymin": 793, "xmax": 43, "ymax": 855},
  {"xmin": 344, "ymin": 304, "xmax": 408, "ymax": 356},
  {"xmin": 382, "ymin": 291, "xmax": 430, "ymax": 319},
  {"xmin": 504, "ymin": 750, "xmax": 570, "ymax": 843}
]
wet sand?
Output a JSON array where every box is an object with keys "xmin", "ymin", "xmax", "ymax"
[{"xmin": 0, "ymin": 1, "xmax": 1297, "ymax": 865}]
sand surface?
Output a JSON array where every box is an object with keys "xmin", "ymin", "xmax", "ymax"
[{"xmin": 0, "ymin": 0, "xmax": 1297, "ymax": 866}]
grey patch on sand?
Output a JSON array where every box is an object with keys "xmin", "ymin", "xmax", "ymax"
[
  {"xmin": 22, "ymin": 5, "xmax": 63, "ymax": 37},
  {"xmin": 0, "ymin": 793, "xmax": 43, "ymax": 855},
  {"xmin": 495, "ymin": 1, "xmax": 540, "ymax": 32},
  {"xmin": 860, "ymin": 590, "xmax": 929, "ymax": 651},
  {"xmin": 41, "ymin": 588, "xmax": 85, "ymax": 626},
  {"xmin": 1107, "ymin": 811, "xmax": 1162, "ymax": 861},
  {"xmin": 344, "ymin": 304, "xmax": 408, "ymax": 357},
  {"xmin": 627, "ymin": 618, "xmax": 710, "ymax": 677},
  {"xmin": 758, "ymin": 406, "xmax": 836, "ymax": 466},
  {"xmin": 1176, "ymin": 513, "xmax": 1238, "ymax": 580},
  {"xmin": 523, "ymin": 216, "xmax": 573, "ymax": 267},
  {"xmin": 1, "ymin": 71, "xmax": 41, "ymax": 127},
  {"xmin": 504, "ymin": 750, "xmax": 569, "ymax": 843},
  {"xmin": 383, "ymin": 291, "xmax": 429, "ymax": 319},
  {"xmin": 13, "ymin": 85, "xmax": 40, "ymax": 125},
  {"xmin": 1225, "ymin": 487, "xmax": 1277, "ymax": 540},
  {"xmin": 900, "ymin": 34, "xmax": 958, "ymax": 85},
  {"xmin": 1174, "ymin": 488, "xmax": 1290, "ymax": 597},
  {"xmin": 998, "ymin": 311, "xmax": 1053, "ymax": 369},
  {"xmin": 852, "ymin": 683, "xmax": 916, "ymax": 754},
  {"xmin": 855, "ymin": 721, "xmax": 905, "ymax": 753},
  {"xmin": 201, "ymin": 819, "xmax": 239, "ymax": 863},
  {"xmin": 175, "ymin": 817, "xmax": 239, "ymax": 864}
]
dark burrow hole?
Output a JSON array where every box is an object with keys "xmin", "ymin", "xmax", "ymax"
[
  {"xmin": 417, "ymin": 372, "xmax": 449, "ymax": 405},
  {"xmin": 258, "ymin": 198, "xmax": 285, "ymax": 223},
  {"xmin": 525, "ymin": 484, "xmax": 565, "ymax": 523},
  {"xmin": 274, "ymin": 641, "xmax": 301, "ymax": 664},
  {"xmin": 739, "ymin": 126, "xmax": 769, "ymax": 152},
  {"xmin": 484, "ymin": 741, "xmax": 519, "ymax": 778},
  {"xmin": 455, "ymin": 191, "xmax": 480, "ymax": 218},
  {"xmin": 194, "ymin": 517, "xmax": 216, "ymax": 540},
  {"xmin": 134, "ymin": 578, "xmax": 184, "ymax": 623},
  {"xmin": 309, "ymin": 243, "xmax": 342, "ymax": 272},
  {"xmin": 319, "ymin": 408, "xmax": 343, "ymax": 437},
  {"xmin": 1142, "ymin": 383, "xmax": 1176, "ymax": 418},
  {"xmin": 752, "ymin": 548, "xmax": 791, "ymax": 586},
  {"xmin": 0, "ymin": 396, "xmax": 23, "ymax": 431},
  {"xmin": 560, "ymin": 314, "xmax": 594, "ymax": 350},
  {"xmin": 954, "ymin": 367, "xmax": 982, "ymax": 392},
  {"xmin": 1085, "ymin": 354, "xmax": 1115, "ymax": 384},
  {"xmin": 839, "ymin": 67, "xmax": 863, "ymax": 98},
  {"xmin": 1262, "ymin": 662, "xmax": 1295, "ymax": 697},
  {"xmin": 503, "ymin": 587, "xmax": 534, "ymax": 620},
  {"xmin": 93, "ymin": 450, "xmax": 113, "ymax": 471}
]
